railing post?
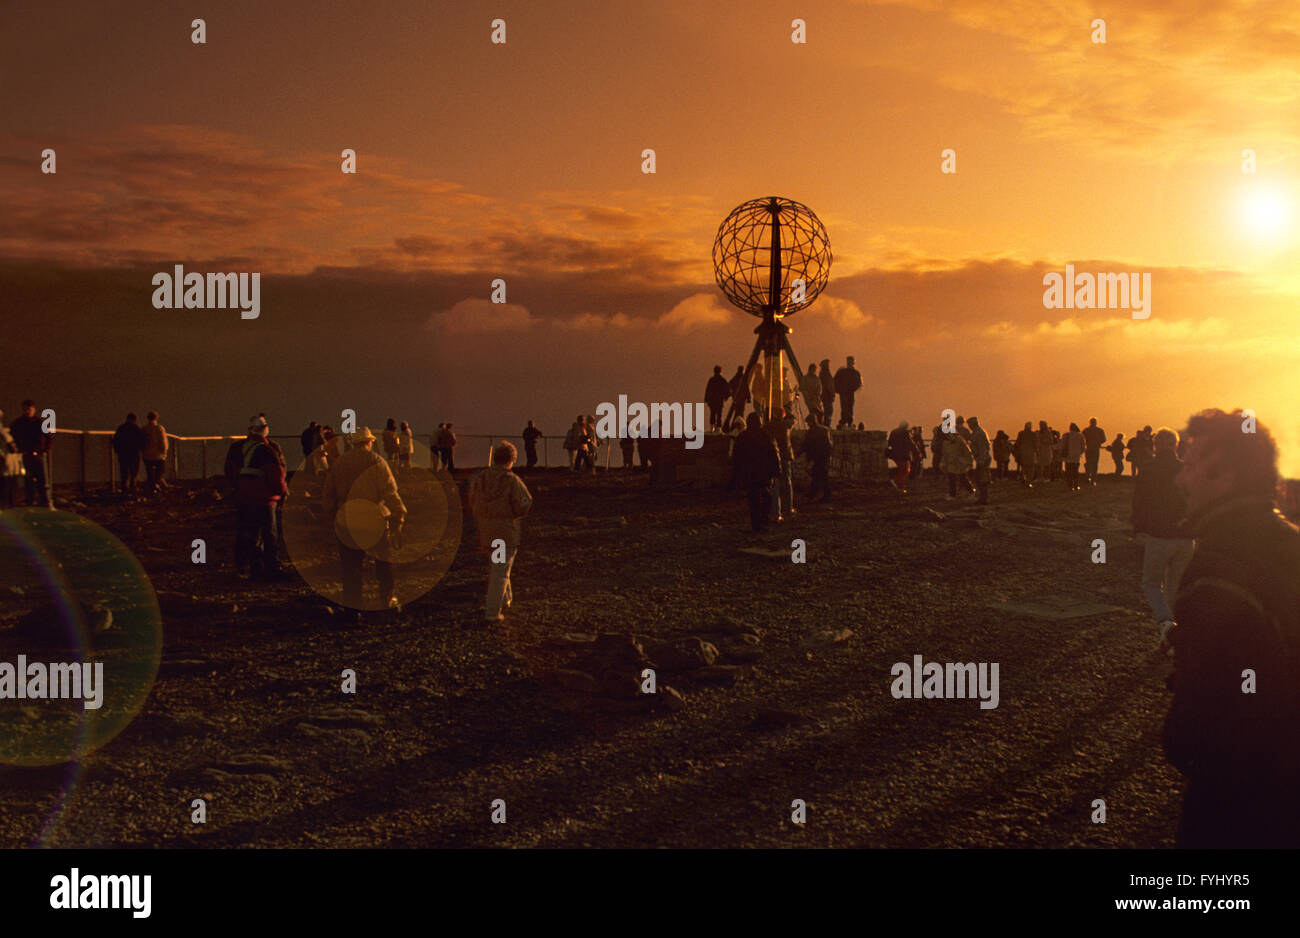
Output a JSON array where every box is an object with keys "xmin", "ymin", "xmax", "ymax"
[
  {"xmin": 201, "ymin": 439, "xmax": 208, "ymax": 480},
  {"xmin": 79, "ymin": 431, "xmax": 87, "ymax": 494},
  {"xmin": 544, "ymin": 436, "xmax": 549, "ymax": 468}
]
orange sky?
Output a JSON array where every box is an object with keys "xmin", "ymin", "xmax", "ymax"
[{"xmin": 2, "ymin": 0, "xmax": 1297, "ymax": 472}]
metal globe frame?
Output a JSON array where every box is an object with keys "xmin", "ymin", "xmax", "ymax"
[{"xmin": 712, "ymin": 196, "xmax": 832, "ymax": 428}]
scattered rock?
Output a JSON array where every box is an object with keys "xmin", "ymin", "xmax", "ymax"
[
  {"xmin": 550, "ymin": 669, "xmax": 599, "ymax": 695},
  {"xmin": 551, "ymin": 632, "xmax": 598, "ymax": 646},
  {"xmin": 721, "ymin": 646, "xmax": 763, "ymax": 664},
  {"xmin": 751, "ymin": 708, "xmax": 816, "ymax": 730},
  {"xmin": 738, "ymin": 546, "xmax": 789, "ymax": 559},
  {"xmin": 713, "ymin": 615, "xmax": 759, "ymax": 637},
  {"xmin": 644, "ymin": 637, "xmax": 718, "ymax": 672},
  {"xmin": 800, "ymin": 628, "xmax": 853, "ymax": 648},
  {"xmin": 658, "ymin": 685, "xmax": 686, "ymax": 711},
  {"xmin": 688, "ymin": 665, "xmax": 744, "ymax": 686}
]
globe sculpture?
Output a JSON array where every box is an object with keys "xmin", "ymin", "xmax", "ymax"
[{"xmin": 712, "ymin": 196, "xmax": 832, "ymax": 428}]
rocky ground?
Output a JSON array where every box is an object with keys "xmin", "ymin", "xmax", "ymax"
[{"xmin": 0, "ymin": 467, "xmax": 1197, "ymax": 848}]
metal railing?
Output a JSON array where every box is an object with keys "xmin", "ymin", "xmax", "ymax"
[{"xmin": 39, "ymin": 428, "xmax": 632, "ymax": 490}]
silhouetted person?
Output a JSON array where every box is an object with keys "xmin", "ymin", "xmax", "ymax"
[
  {"xmin": 113, "ymin": 412, "xmax": 146, "ymax": 494},
  {"xmin": 321, "ymin": 426, "xmax": 406, "ymax": 611},
  {"xmin": 142, "ymin": 411, "xmax": 168, "ymax": 495},
  {"xmin": 992, "ymin": 429, "xmax": 1011, "ymax": 479},
  {"xmin": 9, "ymin": 400, "xmax": 51, "ymax": 506},
  {"xmin": 1049, "ymin": 427, "xmax": 1062, "ymax": 481},
  {"xmin": 833, "ymin": 356, "xmax": 862, "ymax": 428},
  {"xmin": 766, "ymin": 406, "xmax": 795, "ymax": 521},
  {"xmin": 729, "ymin": 365, "xmax": 750, "ymax": 419},
  {"xmin": 1108, "ymin": 433, "xmax": 1125, "ymax": 476},
  {"xmin": 941, "ymin": 427, "xmax": 974, "ymax": 498},
  {"xmin": 968, "ymin": 416, "xmax": 991, "ymax": 504},
  {"xmin": 0, "ymin": 411, "xmax": 18, "ymax": 508},
  {"xmin": 1015, "ymin": 422, "xmax": 1037, "ymax": 486},
  {"xmin": 910, "ymin": 426, "xmax": 927, "ymax": 481},
  {"xmin": 300, "ymin": 421, "xmax": 321, "ymax": 460},
  {"xmin": 522, "ymin": 420, "xmax": 542, "ymax": 468},
  {"xmin": 1163, "ymin": 409, "xmax": 1300, "ymax": 847},
  {"xmin": 1035, "ymin": 421, "xmax": 1054, "ymax": 484},
  {"xmin": 732, "ymin": 413, "xmax": 780, "ymax": 531},
  {"xmin": 818, "ymin": 359, "xmax": 835, "ymax": 428},
  {"xmin": 886, "ymin": 420, "xmax": 914, "ymax": 493},
  {"xmin": 397, "ymin": 421, "xmax": 415, "ymax": 469},
  {"xmin": 1132, "ymin": 427, "xmax": 1192, "ymax": 640},
  {"xmin": 930, "ymin": 424, "xmax": 944, "ymax": 477},
  {"xmin": 1062, "ymin": 422, "xmax": 1085, "ymax": 491},
  {"xmin": 799, "ymin": 413, "xmax": 833, "ymax": 501},
  {"xmin": 1082, "ymin": 417, "xmax": 1106, "ymax": 485},
  {"xmin": 469, "ymin": 441, "xmax": 533, "ymax": 622},
  {"xmin": 436, "ymin": 422, "xmax": 457, "ymax": 473},
  {"xmin": 704, "ymin": 365, "xmax": 731, "ymax": 432},
  {"xmin": 618, "ymin": 434, "xmax": 634, "ymax": 469},
  {"xmin": 382, "ymin": 418, "xmax": 400, "ymax": 465},
  {"xmin": 224, "ymin": 415, "xmax": 288, "ymax": 580},
  {"xmin": 801, "ymin": 363, "xmax": 823, "ymax": 423}
]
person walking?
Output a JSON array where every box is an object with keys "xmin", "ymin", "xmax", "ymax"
[
  {"xmin": 468, "ymin": 441, "xmax": 533, "ymax": 622},
  {"xmin": 112, "ymin": 412, "xmax": 146, "ymax": 494},
  {"xmin": 522, "ymin": 420, "xmax": 543, "ymax": 469},
  {"xmin": 223, "ymin": 415, "xmax": 288, "ymax": 580},
  {"xmin": 833, "ymin": 356, "xmax": 862, "ymax": 428},
  {"xmin": 1162, "ymin": 409, "xmax": 1300, "ymax": 847},
  {"xmin": 1082, "ymin": 417, "xmax": 1107, "ymax": 485},
  {"xmin": 704, "ymin": 365, "xmax": 731, "ymax": 432},
  {"xmin": 1132, "ymin": 427, "xmax": 1194, "ymax": 642},
  {"xmin": 886, "ymin": 420, "xmax": 914, "ymax": 493},
  {"xmin": 799, "ymin": 412, "xmax": 833, "ymax": 501},
  {"xmin": 9, "ymin": 400, "xmax": 52, "ymax": 507},
  {"xmin": 968, "ymin": 416, "xmax": 992, "ymax": 504},
  {"xmin": 732, "ymin": 413, "xmax": 780, "ymax": 531},
  {"xmin": 910, "ymin": 426, "xmax": 927, "ymax": 482},
  {"xmin": 141, "ymin": 411, "xmax": 168, "ymax": 495},
  {"xmin": 321, "ymin": 426, "xmax": 407, "ymax": 610},
  {"xmin": 930, "ymin": 423, "xmax": 944, "ymax": 478}
]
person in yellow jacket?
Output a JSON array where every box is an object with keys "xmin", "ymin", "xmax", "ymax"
[
  {"xmin": 141, "ymin": 410, "xmax": 168, "ymax": 494},
  {"xmin": 469, "ymin": 442, "xmax": 533, "ymax": 622},
  {"xmin": 940, "ymin": 426, "xmax": 975, "ymax": 499},
  {"xmin": 320, "ymin": 426, "xmax": 406, "ymax": 611}
]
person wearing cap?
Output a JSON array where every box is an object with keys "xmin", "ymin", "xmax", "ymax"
[
  {"xmin": 224, "ymin": 414, "xmax": 289, "ymax": 580},
  {"xmin": 321, "ymin": 426, "xmax": 407, "ymax": 610}
]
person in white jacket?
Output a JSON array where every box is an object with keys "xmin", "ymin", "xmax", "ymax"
[{"xmin": 468, "ymin": 442, "xmax": 533, "ymax": 622}]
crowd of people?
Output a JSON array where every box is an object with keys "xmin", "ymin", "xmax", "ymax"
[{"xmin": 2, "ymin": 390, "xmax": 1296, "ymax": 848}]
